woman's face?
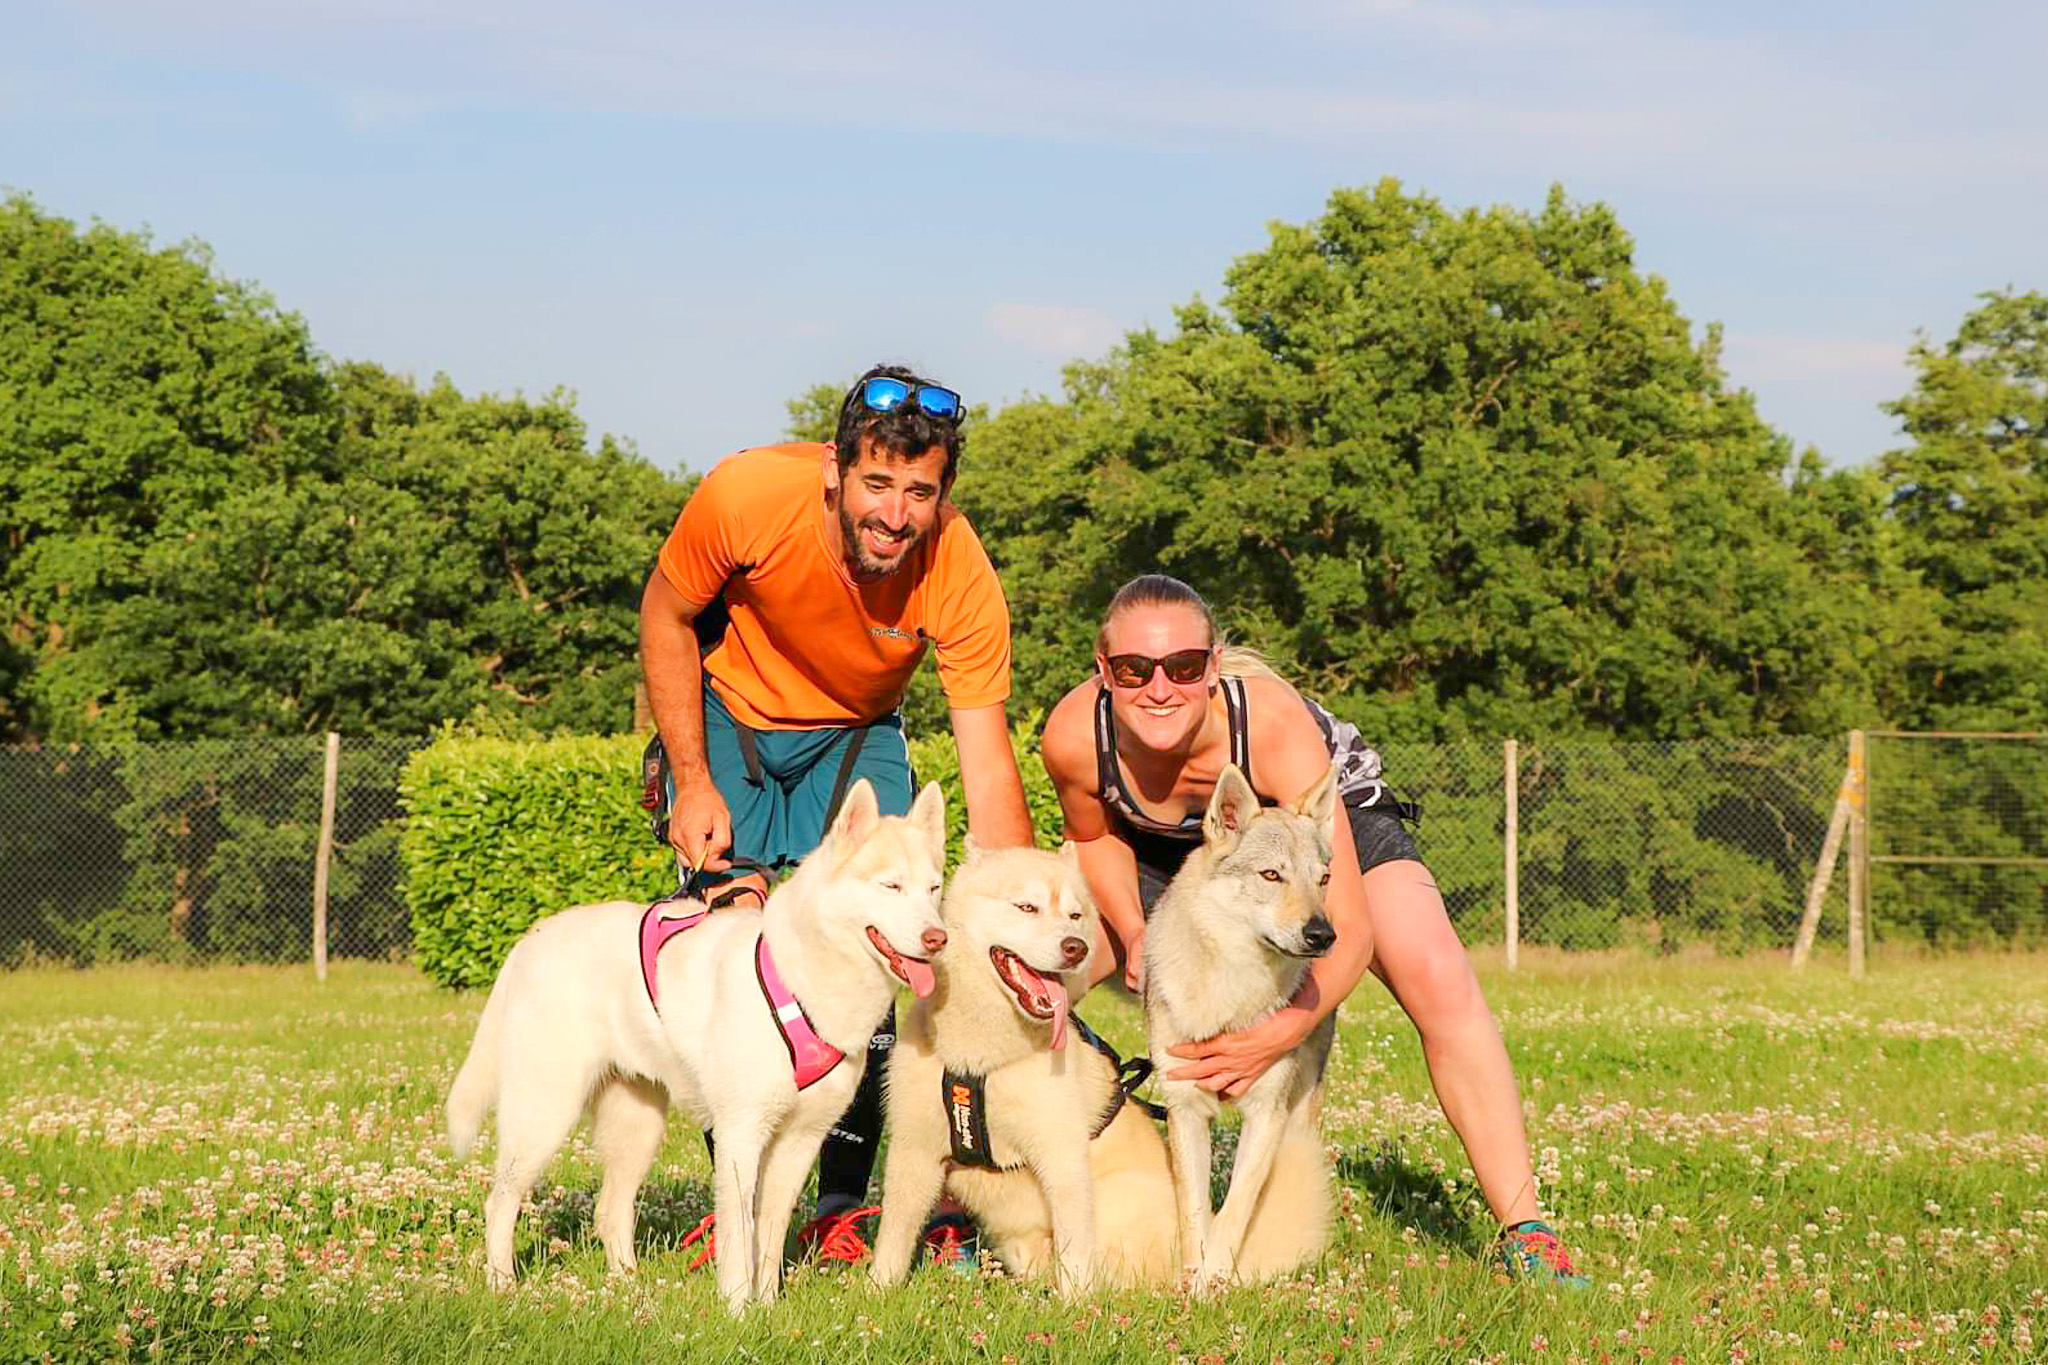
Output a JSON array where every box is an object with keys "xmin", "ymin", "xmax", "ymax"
[{"xmin": 1096, "ymin": 603, "xmax": 1217, "ymax": 755}]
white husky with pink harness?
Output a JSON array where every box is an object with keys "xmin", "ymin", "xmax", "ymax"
[{"xmin": 446, "ymin": 778, "xmax": 949, "ymax": 1313}]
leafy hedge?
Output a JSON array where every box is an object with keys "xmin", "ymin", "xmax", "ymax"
[
  {"xmin": 399, "ymin": 719, "xmax": 1068, "ymax": 988},
  {"xmin": 399, "ymin": 733, "xmax": 674, "ymax": 988},
  {"xmin": 904, "ymin": 711, "xmax": 1065, "ymax": 869}
]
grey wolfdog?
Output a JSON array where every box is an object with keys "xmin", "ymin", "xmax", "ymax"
[{"xmin": 1144, "ymin": 762, "xmax": 1339, "ymax": 1291}]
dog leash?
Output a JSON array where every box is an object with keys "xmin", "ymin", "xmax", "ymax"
[{"xmin": 1069, "ymin": 1012, "xmax": 1170, "ymax": 1126}]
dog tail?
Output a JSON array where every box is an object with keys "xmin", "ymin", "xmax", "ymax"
[{"xmin": 446, "ymin": 979, "xmax": 508, "ymax": 1160}]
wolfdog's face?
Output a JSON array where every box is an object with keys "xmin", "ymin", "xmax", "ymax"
[
  {"xmin": 822, "ymin": 779, "xmax": 949, "ymax": 998},
  {"xmin": 943, "ymin": 842, "xmax": 1097, "ymax": 1050},
  {"xmin": 1197, "ymin": 763, "xmax": 1339, "ymax": 960}
]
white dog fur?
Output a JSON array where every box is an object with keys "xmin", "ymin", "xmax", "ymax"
[
  {"xmin": 445, "ymin": 778, "xmax": 948, "ymax": 1312},
  {"xmin": 871, "ymin": 842, "xmax": 1179, "ymax": 1294}
]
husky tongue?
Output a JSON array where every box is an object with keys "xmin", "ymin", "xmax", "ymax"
[
  {"xmin": 896, "ymin": 954, "xmax": 936, "ymax": 999},
  {"xmin": 1047, "ymin": 977, "xmax": 1070, "ymax": 1051},
  {"xmin": 1020, "ymin": 965, "xmax": 1070, "ymax": 1050}
]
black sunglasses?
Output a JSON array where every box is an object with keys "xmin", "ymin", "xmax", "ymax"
[{"xmin": 1103, "ymin": 648, "xmax": 1212, "ymax": 689}]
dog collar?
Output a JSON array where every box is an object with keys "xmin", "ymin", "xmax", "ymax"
[{"xmin": 754, "ymin": 933, "xmax": 844, "ymax": 1090}]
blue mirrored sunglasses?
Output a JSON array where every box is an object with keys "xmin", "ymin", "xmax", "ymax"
[{"xmin": 860, "ymin": 376, "xmax": 963, "ymax": 422}]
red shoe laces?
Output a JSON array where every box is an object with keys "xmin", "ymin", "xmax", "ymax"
[
  {"xmin": 678, "ymin": 1212, "xmax": 716, "ymax": 1271},
  {"xmin": 806, "ymin": 1205, "xmax": 882, "ymax": 1263},
  {"xmin": 1511, "ymin": 1227, "xmax": 1580, "ymax": 1275},
  {"xmin": 924, "ymin": 1223, "xmax": 969, "ymax": 1262}
]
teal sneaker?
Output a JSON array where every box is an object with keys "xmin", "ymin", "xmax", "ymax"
[{"xmin": 1497, "ymin": 1220, "xmax": 1591, "ymax": 1289}]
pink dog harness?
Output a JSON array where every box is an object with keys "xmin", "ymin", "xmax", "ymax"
[{"xmin": 637, "ymin": 899, "xmax": 844, "ymax": 1091}]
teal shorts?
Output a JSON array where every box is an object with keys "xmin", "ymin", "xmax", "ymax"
[{"xmin": 675, "ymin": 687, "xmax": 914, "ymax": 874}]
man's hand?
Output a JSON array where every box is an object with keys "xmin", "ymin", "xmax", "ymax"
[
  {"xmin": 668, "ymin": 775, "xmax": 735, "ymax": 872},
  {"xmin": 1166, "ymin": 984, "xmax": 1322, "ymax": 1098}
]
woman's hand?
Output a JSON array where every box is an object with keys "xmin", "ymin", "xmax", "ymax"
[
  {"xmin": 1165, "ymin": 980, "xmax": 1322, "ymax": 1097},
  {"xmin": 1121, "ymin": 926, "xmax": 1146, "ymax": 992}
]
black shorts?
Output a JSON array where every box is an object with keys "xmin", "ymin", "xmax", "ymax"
[{"xmin": 1131, "ymin": 800, "xmax": 1423, "ymax": 917}]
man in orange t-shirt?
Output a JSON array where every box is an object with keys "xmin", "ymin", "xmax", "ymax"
[{"xmin": 638, "ymin": 363, "xmax": 1033, "ymax": 1259}]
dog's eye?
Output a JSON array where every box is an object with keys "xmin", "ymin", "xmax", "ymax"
[
  {"xmin": 1258, "ymin": 869, "xmax": 1283, "ymax": 883},
  {"xmin": 1013, "ymin": 901, "xmax": 1041, "ymax": 915},
  {"xmin": 929, "ymin": 883, "xmax": 942, "ymax": 897},
  {"xmin": 1319, "ymin": 871, "xmax": 1331, "ymax": 887},
  {"xmin": 880, "ymin": 880, "xmax": 903, "ymax": 893}
]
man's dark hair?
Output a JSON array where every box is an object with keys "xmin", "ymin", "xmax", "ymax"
[{"xmin": 832, "ymin": 363, "xmax": 965, "ymax": 485}]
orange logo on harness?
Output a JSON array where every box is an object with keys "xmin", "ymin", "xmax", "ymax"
[{"xmin": 950, "ymin": 1084, "xmax": 972, "ymax": 1106}]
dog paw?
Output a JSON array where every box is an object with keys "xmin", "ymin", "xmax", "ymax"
[{"xmin": 484, "ymin": 1264, "xmax": 515, "ymax": 1294}]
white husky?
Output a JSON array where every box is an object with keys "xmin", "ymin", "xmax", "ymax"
[
  {"xmin": 445, "ymin": 779, "xmax": 948, "ymax": 1312},
  {"xmin": 870, "ymin": 842, "xmax": 1180, "ymax": 1294},
  {"xmin": 1145, "ymin": 763, "xmax": 1340, "ymax": 1292}
]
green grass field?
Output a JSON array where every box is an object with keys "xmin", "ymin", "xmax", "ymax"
[{"xmin": 1, "ymin": 952, "xmax": 2041, "ymax": 1363}]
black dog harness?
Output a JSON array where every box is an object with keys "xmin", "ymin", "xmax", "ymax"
[{"xmin": 942, "ymin": 1014, "xmax": 1169, "ymax": 1172}]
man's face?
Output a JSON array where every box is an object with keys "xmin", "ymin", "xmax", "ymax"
[{"xmin": 827, "ymin": 437, "xmax": 949, "ymax": 581}]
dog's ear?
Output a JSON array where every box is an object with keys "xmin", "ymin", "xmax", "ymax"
[
  {"xmin": 1057, "ymin": 838, "xmax": 1079, "ymax": 867},
  {"xmin": 909, "ymin": 780, "xmax": 947, "ymax": 856},
  {"xmin": 1204, "ymin": 764, "xmax": 1259, "ymax": 853},
  {"xmin": 1294, "ymin": 763, "xmax": 1339, "ymax": 859},
  {"xmin": 829, "ymin": 778, "xmax": 881, "ymax": 856},
  {"xmin": 961, "ymin": 833, "xmax": 987, "ymax": 866}
]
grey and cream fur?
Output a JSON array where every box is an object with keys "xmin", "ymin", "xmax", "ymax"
[{"xmin": 1144, "ymin": 762, "xmax": 1340, "ymax": 1290}]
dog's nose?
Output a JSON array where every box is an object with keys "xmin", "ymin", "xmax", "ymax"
[
  {"xmin": 1060, "ymin": 936, "xmax": 1089, "ymax": 966},
  {"xmin": 1301, "ymin": 916, "xmax": 1336, "ymax": 955},
  {"xmin": 921, "ymin": 928, "xmax": 948, "ymax": 955}
]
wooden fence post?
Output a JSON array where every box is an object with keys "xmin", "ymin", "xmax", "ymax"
[
  {"xmin": 1504, "ymin": 737, "xmax": 1519, "ymax": 971},
  {"xmin": 1791, "ymin": 757, "xmax": 1854, "ymax": 970},
  {"xmin": 313, "ymin": 731, "xmax": 340, "ymax": 982},
  {"xmin": 1846, "ymin": 729, "xmax": 1867, "ymax": 979}
]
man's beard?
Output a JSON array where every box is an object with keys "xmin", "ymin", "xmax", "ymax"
[{"xmin": 838, "ymin": 505, "xmax": 928, "ymax": 580}]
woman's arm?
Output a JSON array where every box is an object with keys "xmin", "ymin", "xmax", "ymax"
[{"xmin": 1040, "ymin": 687, "xmax": 1149, "ymax": 990}]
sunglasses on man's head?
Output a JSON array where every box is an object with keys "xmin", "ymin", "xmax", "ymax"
[
  {"xmin": 859, "ymin": 376, "xmax": 963, "ymax": 422},
  {"xmin": 1103, "ymin": 648, "xmax": 1212, "ymax": 689}
]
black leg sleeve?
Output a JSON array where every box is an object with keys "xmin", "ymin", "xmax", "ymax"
[{"xmin": 816, "ymin": 1005, "xmax": 895, "ymax": 1205}]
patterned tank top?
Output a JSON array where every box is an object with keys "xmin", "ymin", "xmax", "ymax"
[{"xmin": 1092, "ymin": 675, "xmax": 1403, "ymax": 843}]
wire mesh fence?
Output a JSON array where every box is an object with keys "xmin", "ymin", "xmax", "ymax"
[
  {"xmin": 1867, "ymin": 732, "xmax": 2048, "ymax": 948},
  {"xmin": 0, "ymin": 735, "xmax": 426, "ymax": 966},
  {"xmin": 1398, "ymin": 734, "xmax": 1852, "ymax": 954},
  {"xmin": 1, "ymin": 730, "xmax": 2041, "ymax": 968}
]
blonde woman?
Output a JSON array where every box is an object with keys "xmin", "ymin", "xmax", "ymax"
[{"xmin": 1039, "ymin": 574, "xmax": 1585, "ymax": 1284}]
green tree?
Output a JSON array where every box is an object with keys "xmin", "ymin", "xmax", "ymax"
[
  {"xmin": 0, "ymin": 194, "xmax": 338, "ymax": 742},
  {"xmin": 784, "ymin": 382, "xmax": 841, "ymax": 444},
  {"xmin": 2, "ymin": 196, "xmax": 691, "ymax": 742},
  {"xmin": 962, "ymin": 180, "xmax": 1877, "ymax": 742},
  {"xmin": 1881, "ymin": 290, "xmax": 2048, "ymax": 729}
]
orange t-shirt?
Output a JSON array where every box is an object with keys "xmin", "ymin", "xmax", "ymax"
[{"xmin": 657, "ymin": 443, "xmax": 1012, "ymax": 730}]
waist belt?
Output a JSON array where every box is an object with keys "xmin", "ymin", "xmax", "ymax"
[{"xmin": 942, "ymin": 1011, "xmax": 1167, "ymax": 1172}]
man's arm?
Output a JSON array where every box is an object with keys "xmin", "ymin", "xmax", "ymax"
[
  {"xmin": 947, "ymin": 702, "xmax": 1034, "ymax": 850},
  {"xmin": 638, "ymin": 569, "xmax": 733, "ymax": 870}
]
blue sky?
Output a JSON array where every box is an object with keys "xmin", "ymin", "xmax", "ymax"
[{"xmin": 5, "ymin": 1, "xmax": 2043, "ymax": 474}]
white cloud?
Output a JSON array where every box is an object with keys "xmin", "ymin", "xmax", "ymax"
[
  {"xmin": 985, "ymin": 303, "xmax": 1124, "ymax": 358},
  {"xmin": 1721, "ymin": 333, "xmax": 1910, "ymax": 385}
]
